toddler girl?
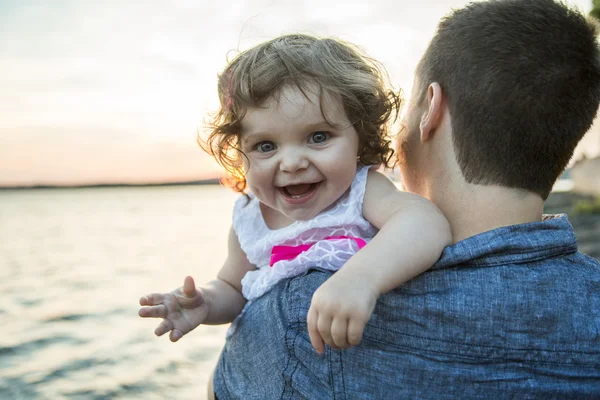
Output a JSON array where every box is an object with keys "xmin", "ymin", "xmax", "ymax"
[{"xmin": 139, "ymin": 34, "xmax": 450, "ymax": 354}]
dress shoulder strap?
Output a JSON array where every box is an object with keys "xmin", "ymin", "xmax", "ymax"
[
  {"xmin": 347, "ymin": 164, "xmax": 373, "ymax": 208},
  {"xmin": 231, "ymin": 194, "xmax": 264, "ymax": 239}
]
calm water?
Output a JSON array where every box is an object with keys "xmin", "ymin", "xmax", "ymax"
[{"xmin": 0, "ymin": 185, "xmax": 238, "ymax": 399}]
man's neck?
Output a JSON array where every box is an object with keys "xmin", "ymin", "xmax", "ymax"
[{"xmin": 429, "ymin": 182, "xmax": 544, "ymax": 244}]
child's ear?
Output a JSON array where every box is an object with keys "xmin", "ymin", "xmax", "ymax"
[{"xmin": 419, "ymin": 82, "xmax": 443, "ymax": 143}]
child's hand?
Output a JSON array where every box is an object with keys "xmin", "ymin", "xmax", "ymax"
[
  {"xmin": 138, "ymin": 276, "xmax": 209, "ymax": 342},
  {"xmin": 307, "ymin": 272, "xmax": 378, "ymax": 354}
]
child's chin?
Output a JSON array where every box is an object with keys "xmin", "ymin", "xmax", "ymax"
[{"xmin": 287, "ymin": 209, "xmax": 320, "ymax": 222}]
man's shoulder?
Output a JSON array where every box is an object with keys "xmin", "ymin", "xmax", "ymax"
[
  {"xmin": 371, "ymin": 253, "xmax": 600, "ymax": 364},
  {"xmin": 577, "ymin": 250, "xmax": 600, "ymax": 269},
  {"xmin": 273, "ymin": 267, "xmax": 600, "ymax": 397}
]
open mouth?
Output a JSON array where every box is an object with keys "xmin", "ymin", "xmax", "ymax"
[{"xmin": 280, "ymin": 182, "xmax": 320, "ymax": 202}]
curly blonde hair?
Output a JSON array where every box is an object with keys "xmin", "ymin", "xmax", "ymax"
[{"xmin": 199, "ymin": 34, "xmax": 401, "ymax": 193}]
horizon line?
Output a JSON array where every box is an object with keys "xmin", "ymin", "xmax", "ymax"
[{"xmin": 0, "ymin": 177, "xmax": 224, "ymax": 190}]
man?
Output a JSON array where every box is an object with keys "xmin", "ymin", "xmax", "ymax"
[{"xmin": 210, "ymin": 0, "xmax": 600, "ymax": 398}]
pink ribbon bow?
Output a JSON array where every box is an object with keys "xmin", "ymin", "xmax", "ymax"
[{"xmin": 269, "ymin": 235, "xmax": 367, "ymax": 266}]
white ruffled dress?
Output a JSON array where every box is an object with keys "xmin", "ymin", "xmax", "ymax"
[{"xmin": 234, "ymin": 164, "xmax": 377, "ymax": 302}]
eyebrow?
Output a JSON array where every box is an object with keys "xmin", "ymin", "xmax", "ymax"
[{"xmin": 309, "ymin": 120, "xmax": 341, "ymax": 130}]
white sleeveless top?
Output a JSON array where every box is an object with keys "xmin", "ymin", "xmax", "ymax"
[{"xmin": 233, "ymin": 164, "xmax": 378, "ymax": 301}]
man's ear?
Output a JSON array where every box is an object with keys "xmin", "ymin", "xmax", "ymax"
[{"xmin": 419, "ymin": 82, "xmax": 443, "ymax": 143}]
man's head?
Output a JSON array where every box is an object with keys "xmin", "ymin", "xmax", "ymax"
[{"xmin": 398, "ymin": 0, "xmax": 600, "ymax": 200}]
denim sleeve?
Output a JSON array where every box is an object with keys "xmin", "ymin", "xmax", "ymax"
[{"xmin": 213, "ymin": 269, "xmax": 335, "ymax": 399}]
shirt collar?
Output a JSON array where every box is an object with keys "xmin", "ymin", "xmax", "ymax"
[{"xmin": 431, "ymin": 214, "xmax": 578, "ymax": 270}]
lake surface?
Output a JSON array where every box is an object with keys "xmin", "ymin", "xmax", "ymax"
[
  {"xmin": 0, "ymin": 185, "xmax": 238, "ymax": 399},
  {"xmin": 2, "ymin": 184, "xmax": 598, "ymax": 399}
]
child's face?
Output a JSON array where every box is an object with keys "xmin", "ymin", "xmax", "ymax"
[{"xmin": 239, "ymin": 84, "xmax": 360, "ymax": 222}]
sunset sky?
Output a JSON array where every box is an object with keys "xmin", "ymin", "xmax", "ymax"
[{"xmin": 0, "ymin": 0, "xmax": 594, "ymax": 186}]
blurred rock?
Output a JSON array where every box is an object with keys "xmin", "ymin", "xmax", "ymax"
[
  {"xmin": 571, "ymin": 155, "xmax": 600, "ymax": 195},
  {"xmin": 545, "ymin": 191, "xmax": 600, "ymax": 260}
]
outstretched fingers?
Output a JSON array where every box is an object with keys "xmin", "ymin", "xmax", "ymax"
[
  {"xmin": 155, "ymin": 319, "xmax": 173, "ymax": 337},
  {"xmin": 183, "ymin": 276, "xmax": 196, "ymax": 298},
  {"xmin": 139, "ymin": 293, "xmax": 166, "ymax": 306},
  {"xmin": 139, "ymin": 277, "xmax": 201, "ymax": 342},
  {"xmin": 170, "ymin": 329, "xmax": 184, "ymax": 342},
  {"xmin": 138, "ymin": 304, "xmax": 168, "ymax": 319}
]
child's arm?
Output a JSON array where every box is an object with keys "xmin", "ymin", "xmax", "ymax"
[
  {"xmin": 307, "ymin": 170, "xmax": 451, "ymax": 353},
  {"xmin": 138, "ymin": 226, "xmax": 255, "ymax": 341}
]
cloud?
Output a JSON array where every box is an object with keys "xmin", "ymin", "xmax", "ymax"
[
  {"xmin": 0, "ymin": 0, "xmax": 594, "ymax": 185},
  {"xmin": 0, "ymin": 124, "xmax": 220, "ymax": 186}
]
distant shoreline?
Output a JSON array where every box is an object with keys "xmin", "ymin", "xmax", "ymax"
[
  {"xmin": 1, "ymin": 178, "xmax": 576, "ymax": 191},
  {"xmin": 0, "ymin": 178, "xmax": 222, "ymax": 190}
]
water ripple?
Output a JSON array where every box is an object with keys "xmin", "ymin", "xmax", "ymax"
[
  {"xmin": 0, "ymin": 186, "xmax": 236, "ymax": 399},
  {"xmin": 0, "ymin": 335, "xmax": 84, "ymax": 359}
]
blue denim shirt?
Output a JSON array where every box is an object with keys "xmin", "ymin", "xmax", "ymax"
[{"xmin": 214, "ymin": 214, "xmax": 600, "ymax": 399}]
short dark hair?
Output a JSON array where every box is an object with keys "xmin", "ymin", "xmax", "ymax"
[{"xmin": 417, "ymin": 0, "xmax": 600, "ymax": 199}]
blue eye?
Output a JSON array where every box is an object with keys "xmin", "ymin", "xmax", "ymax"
[
  {"xmin": 256, "ymin": 141, "xmax": 276, "ymax": 153},
  {"xmin": 310, "ymin": 131, "xmax": 329, "ymax": 144}
]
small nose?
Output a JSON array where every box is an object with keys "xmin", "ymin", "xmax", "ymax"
[{"xmin": 279, "ymin": 147, "xmax": 309, "ymax": 173}]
